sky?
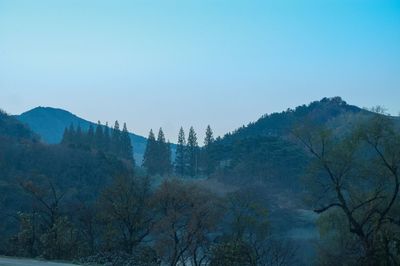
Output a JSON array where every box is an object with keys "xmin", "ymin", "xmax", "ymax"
[{"xmin": 1, "ymin": 0, "xmax": 399, "ymax": 142}]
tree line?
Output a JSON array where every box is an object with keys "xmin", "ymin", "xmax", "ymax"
[
  {"xmin": 61, "ymin": 121, "xmax": 134, "ymax": 163},
  {"xmin": 60, "ymin": 122, "xmax": 216, "ymax": 178},
  {"xmin": 8, "ymin": 174, "xmax": 296, "ymax": 266},
  {"xmin": 142, "ymin": 125, "xmax": 216, "ymax": 178}
]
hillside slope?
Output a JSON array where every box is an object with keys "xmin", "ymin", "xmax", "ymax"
[
  {"xmin": 16, "ymin": 107, "xmax": 147, "ymax": 162},
  {"xmin": 222, "ymin": 96, "xmax": 363, "ymax": 142},
  {"xmin": 0, "ymin": 109, "xmax": 134, "ymax": 253},
  {"xmin": 209, "ymin": 97, "xmax": 390, "ymax": 187}
]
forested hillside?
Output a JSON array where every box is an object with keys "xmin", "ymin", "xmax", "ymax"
[
  {"xmin": 0, "ymin": 110, "xmax": 134, "ymax": 257},
  {"xmin": 16, "ymin": 107, "xmax": 148, "ymax": 162},
  {"xmin": 1, "ymin": 97, "xmax": 399, "ymax": 265},
  {"xmin": 0, "ymin": 109, "xmax": 299, "ymax": 265},
  {"xmin": 205, "ymin": 97, "xmax": 380, "ymax": 187}
]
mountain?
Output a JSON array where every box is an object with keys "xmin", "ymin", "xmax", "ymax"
[
  {"xmin": 16, "ymin": 107, "xmax": 148, "ymax": 162},
  {"xmin": 208, "ymin": 97, "xmax": 396, "ymax": 186},
  {"xmin": 221, "ymin": 96, "xmax": 363, "ymax": 143},
  {"xmin": 218, "ymin": 96, "xmax": 400, "ymax": 149}
]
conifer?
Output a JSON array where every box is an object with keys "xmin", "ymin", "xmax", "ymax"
[{"xmin": 175, "ymin": 127, "xmax": 186, "ymax": 177}]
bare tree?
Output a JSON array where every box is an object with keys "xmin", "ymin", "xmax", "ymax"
[
  {"xmin": 213, "ymin": 188, "xmax": 298, "ymax": 266},
  {"xmin": 98, "ymin": 175, "xmax": 153, "ymax": 254},
  {"xmin": 151, "ymin": 179, "xmax": 222, "ymax": 266},
  {"xmin": 294, "ymin": 114, "xmax": 400, "ymax": 265},
  {"xmin": 19, "ymin": 176, "xmax": 78, "ymax": 260},
  {"xmin": 19, "ymin": 176, "xmax": 66, "ymax": 229}
]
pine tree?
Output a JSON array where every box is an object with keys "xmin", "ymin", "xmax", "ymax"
[
  {"xmin": 175, "ymin": 127, "xmax": 186, "ymax": 177},
  {"xmin": 203, "ymin": 125, "xmax": 215, "ymax": 175},
  {"xmin": 121, "ymin": 123, "xmax": 134, "ymax": 165},
  {"xmin": 166, "ymin": 141, "xmax": 173, "ymax": 175},
  {"xmin": 95, "ymin": 121, "xmax": 104, "ymax": 150},
  {"xmin": 204, "ymin": 125, "xmax": 214, "ymax": 146},
  {"xmin": 63, "ymin": 123, "xmax": 76, "ymax": 146},
  {"xmin": 112, "ymin": 120, "xmax": 121, "ymax": 155},
  {"xmin": 187, "ymin": 126, "xmax": 199, "ymax": 177},
  {"xmin": 156, "ymin": 128, "xmax": 171, "ymax": 176},
  {"xmin": 142, "ymin": 129, "xmax": 157, "ymax": 175}
]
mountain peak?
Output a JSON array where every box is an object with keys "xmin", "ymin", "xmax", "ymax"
[
  {"xmin": 20, "ymin": 106, "xmax": 77, "ymax": 118},
  {"xmin": 222, "ymin": 97, "xmax": 364, "ymax": 142},
  {"xmin": 320, "ymin": 96, "xmax": 347, "ymax": 105}
]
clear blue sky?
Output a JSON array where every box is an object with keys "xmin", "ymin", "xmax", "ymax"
[{"xmin": 1, "ymin": 0, "xmax": 399, "ymax": 141}]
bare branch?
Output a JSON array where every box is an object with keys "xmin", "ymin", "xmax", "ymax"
[{"xmin": 314, "ymin": 203, "xmax": 342, "ymax": 214}]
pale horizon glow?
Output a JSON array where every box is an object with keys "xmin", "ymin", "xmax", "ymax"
[{"xmin": 1, "ymin": 0, "xmax": 399, "ymax": 141}]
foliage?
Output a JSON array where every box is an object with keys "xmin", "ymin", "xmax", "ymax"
[
  {"xmin": 151, "ymin": 179, "xmax": 223, "ymax": 265},
  {"xmin": 175, "ymin": 127, "xmax": 186, "ymax": 177},
  {"xmin": 295, "ymin": 113, "xmax": 400, "ymax": 265},
  {"xmin": 142, "ymin": 128, "xmax": 172, "ymax": 176},
  {"xmin": 61, "ymin": 121, "xmax": 135, "ymax": 163},
  {"xmin": 210, "ymin": 239, "xmax": 255, "ymax": 266},
  {"xmin": 186, "ymin": 126, "xmax": 199, "ymax": 177},
  {"xmin": 97, "ymin": 175, "xmax": 153, "ymax": 253}
]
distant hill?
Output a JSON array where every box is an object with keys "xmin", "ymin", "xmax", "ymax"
[
  {"xmin": 219, "ymin": 96, "xmax": 400, "ymax": 147},
  {"xmin": 16, "ymin": 107, "xmax": 148, "ymax": 162},
  {"xmin": 209, "ymin": 97, "xmax": 396, "ymax": 187},
  {"xmin": 221, "ymin": 96, "xmax": 364, "ymax": 143}
]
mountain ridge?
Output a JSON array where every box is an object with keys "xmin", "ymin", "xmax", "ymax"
[
  {"xmin": 208, "ymin": 96, "xmax": 400, "ymax": 187},
  {"xmin": 15, "ymin": 106, "xmax": 148, "ymax": 162},
  {"xmin": 12, "ymin": 97, "xmax": 397, "ymax": 166}
]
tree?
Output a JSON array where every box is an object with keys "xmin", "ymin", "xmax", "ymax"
[
  {"xmin": 111, "ymin": 120, "xmax": 121, "ymax": 155},
  {"xmin": 40, "ymin": 216, "xmax": 79, "ymax": 260},
  {"xmin": 187, "ymin": 127, "xmax": 199, "ymax": 177},
  {"xmin": 73, "ymin": 201, "xmax": 98, "ymax": 256},
  {"xmin": 220, "ymin": 189, "xmax": 269, "ymax": 266},
  {"xmin": 166, "ymin": 141, "xmax": 173, "ymax": 175},
  {"xmin": 94, "ymin": 121, "xmax": 104, "ymax": 150},
  {"xmin": 143, "ymin": 129, "xmax": 157, "ymax": 175},
  {"xmin": 61, "ymin": 124, "xmax": 75, "ymax": 146},
  {"xmin": 175, "ymin": 127, "xmax": 186, "ymax": 177},
  {"xmin": 151, "ymin": 179, "xmax": 222, "ymax": 266},
  {"xmin": 294, "ymin": 113, "xmax": 400, "ymax": 265},
  {"xmin": 210, "ymin": 240, "xmax": 255, "ymax": 266},
  {"xmin": 210, "ymin": 187, "xmax": 298, "ymax": 266},
  {"xmin": 98, "ymin": 175, "xmax": 153, "ymax": 254},
  {"xmin": 121, "ymin": 123, "xmax": 134, "ymax": 164},
  {"xmin": 19, "ymin": 177, "xmax": 66, "ymax": 229},
  {"xmin": 11, "ymin": 212, "xmax": 39, "ymax": 257},
  {"xmin": 203, "ymin": 125, "xmax": 215, "ymax": 175},
  {"xmin": 156, "ymin": 128, "xmax": 172, "ymax": 176},
  {"xmin": 18, "ymin": 176, "xmax": 79, "ymax": 260},
  {"xmin": 204, "ymin": 125, "xmax": 214, "ymax": 147}
]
